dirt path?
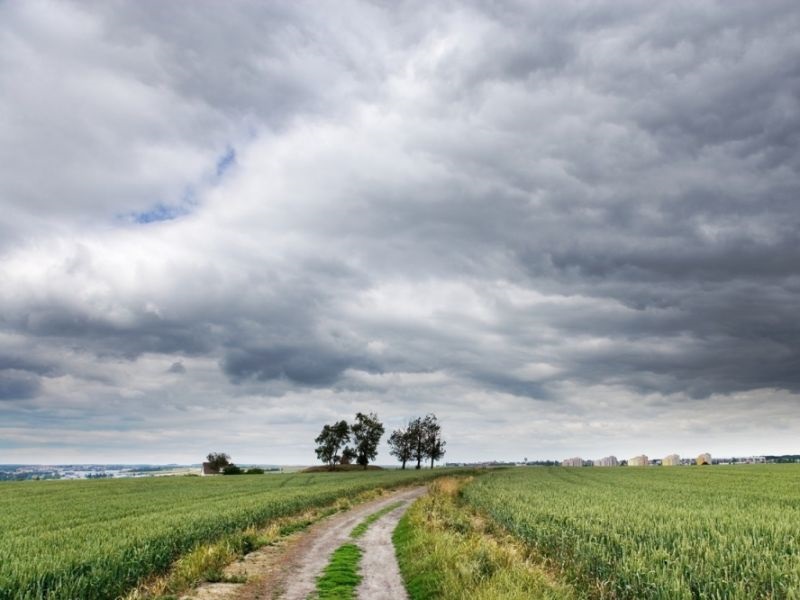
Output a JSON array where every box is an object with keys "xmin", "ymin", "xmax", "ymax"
[
  {"xmin": 278, "ymin": 486, "xmax": 424, "ymax": 600},
  {"xmin": 183, "ymin": 485, "xmax": 425, "ymax": 600}
]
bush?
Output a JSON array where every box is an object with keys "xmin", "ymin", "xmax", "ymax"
[
  {"xmin": 222, "ymin": 465, "xmax": 243, "ymax": 475},
  {"xmin": 246, "ymin": 468, "xmax": 265, "ymax": 475}
]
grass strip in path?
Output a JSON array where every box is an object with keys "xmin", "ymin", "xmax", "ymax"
[
  {"xmin": 315, "ymin": 543, "xmax": 363, "ymax": 599},
  {"xmin": 393, "ymin": 477, "xmax": 575, "ymax": 600},
  {"xmin": 314, "ymin": 499, "xmax": 407, "ymax": 598}
]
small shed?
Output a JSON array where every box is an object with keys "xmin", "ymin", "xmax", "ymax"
[{"xmin": 201, "ymin": 462, "xmax": 220, "ymax": 476}]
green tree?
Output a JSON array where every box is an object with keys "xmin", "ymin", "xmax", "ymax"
[
  {"xmin": 404, "ymin": 414, "xmax": 446, "ymax": 469},
  {"xmin": 206, "ymin": 452, "xmax": 231, "ymax": 471},
  {"xmin": 423, "ymin": 414, "xmax": 446, "ymax": 468},
  {"xmin": 388, "ymin": 426, "xmax": 414, "ymax": 469},
  {"xmin": 315, "ymin": 420, "xmax": 350, "ymax": 470},
  {"xmin": 351, "ymin": 412, "xmax": 385, "ymax": 469}
]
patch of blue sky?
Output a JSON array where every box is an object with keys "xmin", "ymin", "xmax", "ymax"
[
  {"xmin": 127, "ymin": 145, "xmax": 235, "ymax": 225},
  {"xmin": 216, "ymin": 146, "xmax": 236, "ymax": 177},
  {"xmin": 132, "ymin": 203, "xmax": 185, "ymax": 224}
]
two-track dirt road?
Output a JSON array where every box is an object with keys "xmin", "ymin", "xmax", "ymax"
[{"xmin": 183, "ymin": 485, "xmax": 425, "ymax": 600}]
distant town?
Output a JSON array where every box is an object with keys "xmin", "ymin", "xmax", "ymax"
[
  {"xmin": 447, "ymin": 454, "xmax": 800, "ymax": 468},
  {"xmin": 0, "ymin": 464, "xmax": 281, "ymax": 481}
]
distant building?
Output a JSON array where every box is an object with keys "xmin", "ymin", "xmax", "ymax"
[
  {"xmin": 561, "ymin": 457, "xmax": 583, "ymax": 467},
  {"xmin": 596, "ymin": 456, "xmax": 619, "ymax": 467},
  {"xmin": 201, "ymin": 462, "xmax": 220, "ymax": 476},
  {"xmin": 696, "ymin": 453, "xmax": 711, "ymax": 466},
  {"xmin": 662, "ymin": 454, "xmax": 681, "ymax": 466},
  {"xmin": 628, "ymin": 455, "xmax": 649, "ymax": 467}
]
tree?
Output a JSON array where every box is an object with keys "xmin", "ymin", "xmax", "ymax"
[
  {"xmin": 407, "ymin": 417, "xmax": 426, "ymax": 470},
  {"xmin": 423, "ymin": 415, "xmax": 447, "ymax": 469},
  {"xmin": 388, "ymin": 427, "xmax": 414, "ymax": 469},
  {"xmin": 351, "ymin": 412, "xmax": 385, "ymax": 469},
  {"xmin": 315, "ymin": 420, "xmax": 350, "ymax": 470},
  {"xmin": 399, "ymin": 414, "xmax": 446, "ymax": 469},
  {"xmin": 206, "ymin": 452, "xmax": 231, "ymax": 471},
  {"xmin": 421, "ymin": 414, "xmax": 445, "ymax": 468}
]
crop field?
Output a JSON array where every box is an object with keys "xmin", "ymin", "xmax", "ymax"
[
  {"xmin": 0, "ymin": 469, "xmax": 450, "ymax": 600},
  {"xmin": 463, "ymin": 465, "xmax": 800, "ymax": 599}
]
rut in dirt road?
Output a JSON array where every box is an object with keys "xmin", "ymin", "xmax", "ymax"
[
  {"xmin": 354, "ymin": 500, "xmax": 413, "ymax": 599},
  {"xmin": 278, "ymin": 486, "xmax": 425, "ymax": 600}
]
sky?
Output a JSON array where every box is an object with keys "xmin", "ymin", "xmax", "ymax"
[{"xmin": 1, "ymin": 1, "xmax": 799, "ymax": 465}]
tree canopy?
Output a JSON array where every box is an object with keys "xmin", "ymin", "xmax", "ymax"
[
  {"xmin": 390, "ymin": 414, "xmax": 445, "ymax": 469},
  {"xmin": 206, "ymin": 452, "xmax": 231, "ymax": 471},
  {"xmin": 388, "ymin": 427, "xmax": 414, "ymax": 469},
  {"xmin": 351, "ymin": 412, "xmax": 385, "ymax": 469},
  {"xmin": 314, "ymin": 420, "xmax": 350, "ymax": 470}
]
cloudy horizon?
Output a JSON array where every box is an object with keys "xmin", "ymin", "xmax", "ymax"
[{"xmin": 2, "ymin": 1, "xmax": 799, "ymax": 465}]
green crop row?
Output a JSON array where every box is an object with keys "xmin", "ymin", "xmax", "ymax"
[
  {"xmin": 462, "ymin": 465, "xmax": 800, "ymax": 599},
  {"xmin": 0, "ymin": 469, "xmax": 457, "ymax": 600}
]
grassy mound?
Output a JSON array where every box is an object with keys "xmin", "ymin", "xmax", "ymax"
[{"xmin": 301, "ymin": 464, "xmax": 384, "ymax": 473}]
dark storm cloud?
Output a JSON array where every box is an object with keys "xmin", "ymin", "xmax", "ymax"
[
  {"xmin": 221, "ymin": 345, "xmax": 363, "ymax": 387},
  {"xmin": 1, "ymin": 1, "xmax": 800, "ymax": 461},
  {"xmin": 166, "ymin": 361, "xmax": 186, "ymax": 374},
  {"xmin": 0, "ymin": 370, "xmax": 42, "ymax": 401}
]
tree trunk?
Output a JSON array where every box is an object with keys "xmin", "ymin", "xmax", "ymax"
[
  {"xmin": 430, "ymin": 456, "xmax": 434, "ymax": 468},
  {"xmin": 401, "ymin": 459, "xmax": 406, "ymax": 469}
]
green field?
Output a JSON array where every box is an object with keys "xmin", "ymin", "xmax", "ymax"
[
  {"xmin": 0, "ymin": 469, "xmax": 451, "ymax": 600},
  {"xmin": 462, "ymin": 465, "xmax": 800, "ymax": 599}
]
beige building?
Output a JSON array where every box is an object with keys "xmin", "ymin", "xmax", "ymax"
[
  {"xmin": 561, "ymin": 457, "xmax": 583, "ymax": 467},
  {"xmin": 662, "ymin": 454, "xmax": 680, "ymax": 466},
  {"xmin": 628, "ymin": 454, "xmax": 649, "ymax": 467},
  {"xmin": 696, "ymin": 452, "xmax": 712, "ymax": 465},
  {"xmin": 596, "ymin": 455, "xmax": 619, "ymax": 467}
]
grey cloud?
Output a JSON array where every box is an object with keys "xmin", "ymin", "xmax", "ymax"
[
  {"xmin": 167, "ymin": 361, "xmax": 186, "ymax": 374},
  {"xmin": 0, "ymin": 370, "xmax": 42, "ymax": 401},
  {"xmin": 1, "ymin": 1, "xmax": 800, "ymax": 461},
  {"xmin": 221, "ymin": 346, "xmax": 359, "ymax": 387}
]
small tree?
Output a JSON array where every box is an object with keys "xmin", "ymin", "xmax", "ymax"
[
  {"xmin": 421, "ymin": 414, "xmax": 445, "ymax": 468},
  {"xmin": 206, "ymin": 452, "xmax": 231, "ymax": 471},
  {"xmin": 400, "ymin": 414, "xmax": 446, "ymax": 469},
  {"xmin": 388, "ymin": 427, "xmax": 414, "ymax": 469},
  {"xmin": 351, "ymin": 412, "xmax": 385, "ymax": 470},
  {"xmin": 315, "ymin": 420, "xmax": 350, "ymax": 470}
]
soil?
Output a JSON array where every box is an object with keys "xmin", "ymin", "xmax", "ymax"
[{"xmin": 180, "ymin": 485, "xmax": 425, "ymax": 600}]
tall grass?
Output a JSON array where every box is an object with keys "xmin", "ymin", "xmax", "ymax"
[
  {"xmin": 0, "ymin": 469, "xmax": 462, "ymax": 599},
  {"xmin": 463, "ymin": 465, "xmax": 800, "ymax": 599},
  {"xmin": 393, "ymin": 477, "xmax": 575, "ymax": 600}
]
